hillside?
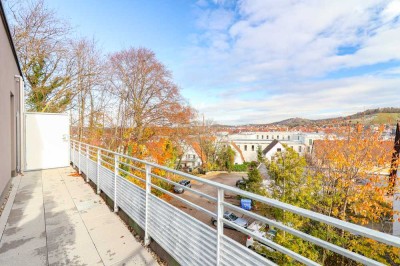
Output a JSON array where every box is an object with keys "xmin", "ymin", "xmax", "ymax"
[{"xmin": 271, "ymin": 108, "xmax": 400, "ymax": 127}]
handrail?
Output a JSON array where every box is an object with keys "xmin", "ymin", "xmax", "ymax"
[{"xmin": 70, "ymin": 140, "xmax": 400, "ymax": 265}]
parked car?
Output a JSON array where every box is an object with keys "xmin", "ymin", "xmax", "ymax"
[
  {"xmin": 173, "ymin": 180, "xmax": 191, "ymax": 194},
  {"xmin": 236, "ymin": 179, "xmax": 246, "ymax": 188},
  {"xmin": 246, "ymin": 222, "xmax": 277, "ymax": 255},
  {"xmin": 211, "ymin": 211, "xmax": 249, "ymax": 229}
]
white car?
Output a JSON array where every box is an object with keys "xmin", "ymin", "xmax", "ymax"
[{"xmin": 246, "ymin": 222, "xmax": 277, "ymax": 253}]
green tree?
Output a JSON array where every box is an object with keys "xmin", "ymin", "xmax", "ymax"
[
  {"xmin": 264, "ymin": 147, "xmax": 322, "ymax": 265},
  {"xmin": 257, "ymin": 145, "xmax": 263, "ymax": 162},
  {"xmin": 216, "ymin": 145, "xmax": 236, "ymax": 172},
  {"xmin": 241, "ymin": 162, "xmax": 266, "ymax": 196}
]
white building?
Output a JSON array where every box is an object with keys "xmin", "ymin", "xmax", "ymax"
[
  {"xmin": 178, "ymin": 143, "xmax": 203, "ymax": 171},
  {"xmin": 226, "ymin": 131, "xmax": 324, "ymax": 163},
  {"xmin": 262, "ymin": 140, "xmax": 286, "ymax": 161}
]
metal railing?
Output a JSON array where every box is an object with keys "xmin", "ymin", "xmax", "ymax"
[{"xmin": 70, "ymin": 140, "xmax": 400, "ymax": 266}]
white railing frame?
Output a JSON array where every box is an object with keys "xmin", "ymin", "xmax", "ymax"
[
  {"xmin": 78, "ymin": 142, "xmax": 81, "ymax": 174},
  {"xmin": 114, "ymin": 154, "xmax": 119, "ymax": 212},
  {"xmin": 86, "ymin": 144, "xmax": 89, "ymax": 182},
  {"xmin": 70, "ymin": 140, "xmax": 400, "ymax": 266},
  {"xmin": 97, "ymin": 149, "xmax": 100, "ymax": 194},
  {"xmin": 144, "ymin": 164, "xmax": 152, "ymax": 246},
  {"xmin": 216, "ymin": 188, "xmax": 224, "ymax": 265},
  {"xmin": 71, "ymin": 141, "xmax": 74, "ymax": 167}
]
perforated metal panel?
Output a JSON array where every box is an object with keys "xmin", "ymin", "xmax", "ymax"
[
  {"xmin": 87, "ymin": 159, "xmax": 97, "ymax": 184},
  {"xmin": 73, "ymin": 150, "xmax": 79, "ymax": 165},
  {"xmin": 99, "ymin": 165, "xmax": 114, "ymax": 199},
  {"xmin": 79, "ymin": 154, "xmax": 87, "ymax": 174},
  {"xmin": 220, "ymin": 235, "xmax": 275, "ymax": 266},
  {"xmin": 148, "ymin": 194, "xmax": 217, "ymax": 266},
  {"xmin": 116, "ymin": 175, "xmax": 145, "ymax": 227}
]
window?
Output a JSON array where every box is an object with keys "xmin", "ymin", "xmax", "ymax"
[
  {"xmin": 288, "ymin": 136, "xmax": 290, "ymax": 140},
  {"xmin": 277, "ymin": 148, "xmax": 282, "ymax": 152},
  {"xmin": 251, "ymin": 145, "xmax": 254, "ymax": 151},
  {"xmin": 309, "ymin": 139, "xmax": 313, "ymax": 145},
  {"xmin": 257, "ymin": 135, "xmax": 259, "ymax": 139},
  {"xmin": 261, "ymin": 135, "xmax": 264, "ymax": 139},
  {"xmin": 244, "ymin": 145, "xmax": 247, "ymax": 151},
  {"xmin": 277, "ymin": 135, "xmax": 279, "ymax": 139},
  {"xmin": 298, "ymin": 136, "xmax": 300, "ymax": 140},
  {"xmin": 299, "ymin": 146, "xmax": 302, "ymax": 152},
  {"xmin": 266, "ymin": 135, "xmax": 269, "ymax": 139},
  {"xmin": 272, "ymin": 135, "xmax": 274, "ymax": 139},
  {"xmin": 307, "ymin": 146, "xmax": 311, "ymax": 152}
]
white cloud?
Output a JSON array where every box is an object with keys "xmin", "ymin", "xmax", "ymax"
[
  {"xmin": 180, "ymin": 0, "xmax": 400, "ymax": 124},
  {"xmin": 195, "ymin": 76, "xmax": 400, "ymax": 124}
]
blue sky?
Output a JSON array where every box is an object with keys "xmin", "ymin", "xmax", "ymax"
[{"xmin": 37, "ymin": 1, "xmax": 400, "ymax": 124}]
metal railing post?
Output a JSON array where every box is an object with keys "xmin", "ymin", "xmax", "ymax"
[
  {"xmin": 78, "ymin": 142, "xmax": 81, "ymax": 174},
  {"xmin": 71, "ymin": 141, "xmax": 74, "ymax": 167},
  {"xmin": 144, "ymin": 164, "xmax": 152, "ymax": 246},
  {"xmin": 114, "ymin": 155, "xmax": 119, "ymax": 212},
  {"xmin": 86, "ymin": 144, "xmax": 89, "ymax": 182},
  {"xmin": 97, "ymin": 149, "xmax": 101, "ymax": 194},
  {"xmin": 216, "ymin": 188, "xmax": 224, "ymax": 265}
]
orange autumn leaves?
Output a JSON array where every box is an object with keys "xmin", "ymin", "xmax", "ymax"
[{"xmin": 312, "ymin": 126, "xmax": 394, "ymax": 225}]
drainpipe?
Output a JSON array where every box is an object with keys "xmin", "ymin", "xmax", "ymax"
[{"xmin": 15, "ymin": 75, "xmax": 24, "ymax": 174}]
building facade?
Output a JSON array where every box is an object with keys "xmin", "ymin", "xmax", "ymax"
[
  {"xmin": 0, "ymin": 2, "xmax": 23, "ymax": 203},
  {"xmin": 226, "ymin": 131, "xmax": 324, "ymax": 163},
  {"xmin": 178, "ymin": 143, "xmax": 203, "ymax": 172}
]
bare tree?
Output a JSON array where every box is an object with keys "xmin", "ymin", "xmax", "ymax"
[
  {"xmin": 108, "ymin": 47, "xmax": 190, "ymax": 150},
  {"xmin": 9, "ymin": 0, "xmax": 73, "ymax": 112},
  {"xmin": 69, "ymin": 38, "xmax": 106, "ymax": 141}
]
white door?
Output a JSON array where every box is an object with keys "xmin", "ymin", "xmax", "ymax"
[{"xmin": 25, "ymin": 113, "xmax": 70, "ymax": 171}]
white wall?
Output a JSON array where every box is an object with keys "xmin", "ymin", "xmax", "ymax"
[
  {"xmin": 238, "ymin": 142, "xmax": 260, "ymax": 162},
  {"xmin": 25, "ymin": 113, "xmax": 70, "ymax": 170}
]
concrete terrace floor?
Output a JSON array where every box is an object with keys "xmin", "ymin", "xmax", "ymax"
[{"xmin": 0, "ymin": 167, "xmax": 159, "ymax": 266}]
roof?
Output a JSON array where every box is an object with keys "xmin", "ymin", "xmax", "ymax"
[
  {"xmin": 0, "ymin": 0, "xmax": 23, "ymax": 76},
  {"xmin": 263, "ymin": 139, "xmax": 280, "ymax": 155}
]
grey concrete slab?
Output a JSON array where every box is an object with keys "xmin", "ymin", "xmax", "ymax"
[
  {"xmin": 0, "ymin": 171, "xmax": 47, "ymax": 265},
  {"xmin": 0, "ymin": 245, "xmax": 47, "ymax": 266},
  {"xmin": 47, "ymin": 238, "xmax": 103, "ymax": 266},
  {"xmin": 0, "ymin": 167, "xmax": 159, "ymax": 266}
]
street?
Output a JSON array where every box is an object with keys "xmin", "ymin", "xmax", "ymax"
[{"xmin": 168, "ymin": 172, "xmax": 250, "ymax": 245}]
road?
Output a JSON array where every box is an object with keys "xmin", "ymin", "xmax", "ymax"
[{"xmin": 168, "ymin": 172, "xmax": 249, "ymax": 245}]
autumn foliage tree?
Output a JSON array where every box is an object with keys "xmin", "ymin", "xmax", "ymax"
[
  {"xmin": 310, "ymin": 125, "xmax": 398, "ymax": 265},
  {"xmin": 108, "ymin": 47, "xmax": 194, "ymax": 159},
  {"xmin": 264, "ymin": 126, "xmax": 399, "ymax": 265}
]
